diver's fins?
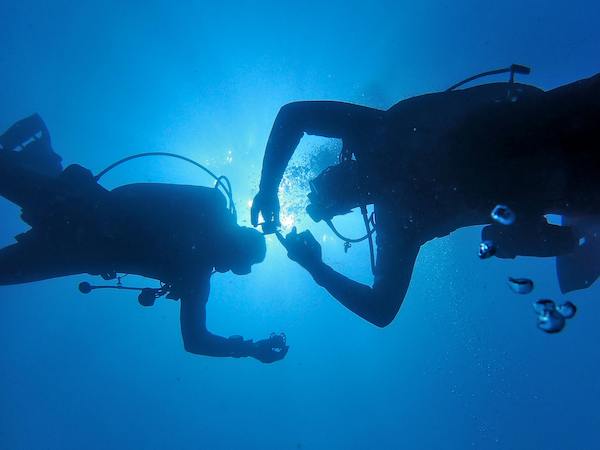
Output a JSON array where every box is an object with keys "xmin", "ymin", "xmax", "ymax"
[
  {"xmin": 556, "ymin": 215, "xmax": 600, "ymax": 293},
  {"xmin": 0, "ymin": 114, "xmax": 62, "ymax": 177},
  {"xmin": 0, "ymin": 114, "xmax": 49, "ymax": 151}
]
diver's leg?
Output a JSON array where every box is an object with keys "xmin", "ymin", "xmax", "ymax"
[
  {"xmin": 0, "ymin": 114, "xmax": 62, "ymax": 176},
  {"xmin": 556, "ymin": 215, "xmax": 600, "ymax": 293},
  {"xmin": 544, "ymin": 72, "xmax": 600, "ymax": 105},
  {"xmin": 566, "ymin": 75, "xmax": 600, "ymax": 213},
  {"xmin": 519, "ymin": 73, "xmax": 600, "ymax": 214},
  {"xmin": 0, "ymin": 151, "xmax": 61, "ymax": 212},
  {"xmin": 0, "ymin": 241, "xmax": 84, "ymax": 285},
  {"xmin": 482, "ymin": 220, "xmax": 577, "ymax": 259},
  {"xmin": 543, "ymin": 73, "xmax": 600, "ymax": 150}
]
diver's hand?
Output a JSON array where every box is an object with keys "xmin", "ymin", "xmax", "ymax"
[
  {"xmin": 278, "ymin": 227, "xmax": 323, "ymax": 269},
  {"xmin": 250, "ymin": 333, "xmax": 289, "ymax": 363},
  {"xmin": 250, "ymin": 190, "xmax": 280, "ymax": 230}
]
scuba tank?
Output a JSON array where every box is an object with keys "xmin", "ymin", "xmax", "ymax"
[{"xmin": 78, "ymin": 152, "xmax": 237, "ymax": 306}]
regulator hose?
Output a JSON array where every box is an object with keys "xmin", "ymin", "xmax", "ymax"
[{"xmin": 94, "ymin": 151, "xmax": 237, "ymax": 220}]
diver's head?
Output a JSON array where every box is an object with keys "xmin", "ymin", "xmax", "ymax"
[
  {"xmin": 306, "ymin": 160, "xmax": 374, "ymax": 222},
  {"xmin": 217, "ymin": 226, "xmax": 267, "ymax": 275}
]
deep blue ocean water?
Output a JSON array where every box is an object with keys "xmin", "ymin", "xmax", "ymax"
[{"xmin": 1, "ymin": 1, "xmax": 600, "ymax": 449}]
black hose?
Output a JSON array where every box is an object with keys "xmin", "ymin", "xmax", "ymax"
[
  {"xmin": 324, "ymin": 205, "xmax": 377, "ymax": 274},
  {"xmin": 446, "ymin": 64, "xmax": 531, "ymax": 92},
  {"xmin": 362, "ymin": 206, "xmax": 376, "ymax": 274},
  {"xmin": 324, "ymin": 218, "xmax": 373, "ymax": 243},
  {"xmin": 94, "ymin": 151, "xmax": 236, "ymax": 219}
]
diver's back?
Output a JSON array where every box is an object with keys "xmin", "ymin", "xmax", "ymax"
[
  {"xmin": 110, "ymin": 183, "xmax": 228, "ymax": 221},
  {"xmin": 104, "ymin": 183, "xmax": 233, "ymax": 269}
]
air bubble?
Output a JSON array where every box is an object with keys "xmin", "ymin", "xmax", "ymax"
[
  {"xmin": 557, "ymin": 301, "xmax": 577, "ymax": 319},
  {"xmin": 491, "ymin": 204, "xmax": 516, "ymax": 225},
  {"xmin": 478, "ymin": 240, "xmax": 496, "ymax": 259},
  {"xmin": 537, "ymin": 310, "xmax": 566, "ymax": 334},
  {"xmin": 533, "ymin": 299, "xmax": 556, "ymax": 314},
  {"xmin": 507, "ymin": 277, "xmax": 534, "ymax": 294}
]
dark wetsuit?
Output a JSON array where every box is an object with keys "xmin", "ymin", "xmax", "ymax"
[
  {"xmin": 90, "ymin": 182, "xmax": 232, "ymax": 288},
  {"xmin": 0, "ymin": 114, "xmax": 286, "ymax": 362},
  {"xmin": 0, "ymin": 141, "xmax": 273, "ymax": 359},
  {"xmin": 257, "ymin": 73, "xmax": 600, "ymax": 325},
  {"xmin": 0, "ymin": 162, "xmax": 231, "ymax": 289}
]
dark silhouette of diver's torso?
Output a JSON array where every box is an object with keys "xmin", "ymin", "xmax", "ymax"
[
  {"xmin": 18, "ymin": 169, "xmax": 234, "ymax": 285},
  {"xmin": 94, "ymin": 183, "xmax": 233, "ymax": 282},
  {"xmin": 255, "ymin": 72, "xmax": 600, "ymax": 324},
  {"xmin": 351, "ymin": 81, "xmax": 597, "ymax": 244}
]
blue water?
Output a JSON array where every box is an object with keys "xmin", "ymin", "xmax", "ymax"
[{"xmin": 1, "ymin": 2, "xmax": 600, "ymax": 449}]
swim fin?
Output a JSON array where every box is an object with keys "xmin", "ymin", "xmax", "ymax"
[
  {"xmin": 0, "ymin": 114, "xmax": 62, "ymax": 177},
  {"xmin": 556, "ymin": 215, "xmax": 600, "ymax": 293},
  {"xmin": 0, "ymin": 114, "xmax": 50, "ymax": 150}
]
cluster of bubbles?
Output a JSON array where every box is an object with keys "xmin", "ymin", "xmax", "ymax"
[
  {"xmin": 506, "ymin": 278, "xmax": 577, "ymax": 333},
  {"xmin": 479, "ymin": 204, "xmax": 579, "ymax": 334},
  {"xmin": 534, "ymin": 299, "xmax": 577, "ymax": 333},
  {"xmin": 477, "ymin": 204, "xmax": 514, "ymax": 260},
  {"xmin": 278, "ymin": 141, "xmax": 341, "ymax": 227}
]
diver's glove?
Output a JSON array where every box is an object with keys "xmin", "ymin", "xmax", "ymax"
[
  {"xmin": 250, "ymin": 333, "xmax": 289, "ymax": 363},
  {"xmin": 278, "ymin": 227, "xmax": 323, "ymax": 269},
  {"xmin": 250, "ymin": 190, "xmax": 280, "ymax": 232}
]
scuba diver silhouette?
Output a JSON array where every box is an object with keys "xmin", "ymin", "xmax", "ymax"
[
  {"xmin": 0, "ymin": 114, "xmax": 288, "ymax": 362},
  {"xmin": 251, "ymin": 66, "xmax": 600, "ymax": 327}
]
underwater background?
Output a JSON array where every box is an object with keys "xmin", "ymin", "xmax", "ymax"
[{"xmin": 1, "ymin": 1, "xmax": 600, "ymax": 449}]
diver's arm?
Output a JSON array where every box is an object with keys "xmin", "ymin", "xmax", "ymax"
[
  {"xmin": 258, "ymin": 101, "xmax": 382, "ymax": 193},
  {"xmin": 310, "ymin": 244, "xmax": 419, "ymax": 328},
  {"xmin": 179, "ymin": 278, "xmax": 288, "ymax": 363},
  {"xmin": 307, "ymin": 262, "xmax": 414, "ymax": 328},
  {"xmin": 280, "ymin": 228, "xmax": 420, "ymax": 327},
  {"xmin": 179, "ymin": 281, "xmax": 254, "ymax": 358}
]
